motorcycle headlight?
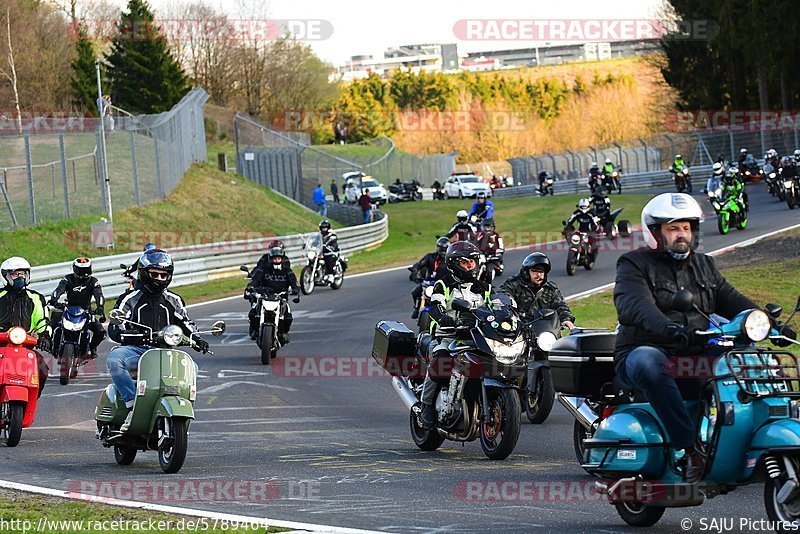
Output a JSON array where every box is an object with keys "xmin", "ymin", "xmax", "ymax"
[
  {"xmin": 162, "ymin": 325, "xmax": 184, "ymax": 347},
  {"xmin": 612, "ymin": 172, "xmax": 619, "ymax": 177},
  {"xmin": 715, "ymin": 188, "xmax": 722, "ymax": 197},
  {"xmin": 570, "ymin": 234, "xmax": 580, "ymax": 244},
  {"xmin": 785, "ymin": 181, "xmax": 794, "ymax": 188},
  {"xmin": 487, "ymin": 336, "xmax": 526, "ymax": 365},
  {"xmin": 707, "ymin": 190, "xmax": 714, "ymax": 198},
  {"xmin": 424, "ymin": 286, "xmax": 434, "ymax": 297},
  {"xmin": 64, "ymin": 319, "xmax": 86, "ymax": 331},
  {"xmin": 536, "ymin": 331, "xmax": 557, "ymax": 352},
  {"xmin": 8, "ymin": 327, "xmax": 27, "ymax": 345},
  {"xmin": 742, "ymin": 310, "xmax": 771, "ymax": 342},
  {"xmin": 770, "ymin": 172, "xmax": 776, "ymax": 178},
  {"xmin": 307, "ymin": 250, "xmax": 317, "ymax": 260}
]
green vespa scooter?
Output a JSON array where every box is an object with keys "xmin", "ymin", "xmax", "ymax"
[{"xmin": 95, "ymin": 309, "xmax": 225, "ymax": 473}]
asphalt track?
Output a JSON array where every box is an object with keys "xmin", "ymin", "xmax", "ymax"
[{"xmin": 3, "ymin": 186, "xmax": 800, "ymax": 533}]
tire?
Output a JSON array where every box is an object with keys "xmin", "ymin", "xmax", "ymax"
[
  {"xmin": 524, "ymin": 369, "xmax": 555, "ymax": 424},
  {"xmin": 717, "ymin": 212, "xmax": 730, "ymax": 235},
  {"xmin": 260, "ymin": 324, "xmax": 274, "ymax": 365},
  {"xmin": 764, "ymin": 456, "xmax": 800, "ymax": 529},
  {"xmin": 417, "ymin": 311, "xmax": 431, "ymax": 334},
  {"xmin": 584, "ymin": 252, "xmax": 596, "ymax": 271},
  {"xmin": 686, "ymin": 179, "xmax": 692, "ymax": 194},
  {"xmin": 614, "ymin": 502, "xmax": 665, "ymax": 527},
  {"xmin": 788, "ymin": 193, "xmax": 797, "ymax": 209},
  {"xmin": 159, "ymin": 417, "xmax": 188, "ymax": 474},
  {"xmin": 566, "ymin": 251, "xmax": 577, "ymax": 276},
  {"xmin": 737, "ymin": 214, "xmax": 748, "ymax": 230},
  {"xmin": 59, "ymin": 343, "xmax": 74, "ymax": 386},
  {"xmin": 2, "ymin": 402, "xmax": 24, "ymax": 447},
  {"xmin": 615, "ymin": 179, "xmax": 622, "ymax": 194},
  {"xmin": 573, "ymin": 419, "xmax": 592, "ymax": 465},
  {"xmin": 330, "ymin": 264, "xmax": 344, "ymax": 290},
  {"xmin": 413, "ymin": 192, "xmax": 422, "ymax": 201},
  {"xmin": 114, "ymin": 445, "xmax": 137, "ymax": 465},
  {"xmin": 778, "ymin": 188, "xmax": 786, "ymax": 201},
  {"xmin": 618, "ymin": 220, "xmax": 631, "ymax": 238},
  {"xmin": 300, "ymin": 266, "xmax": 314, "ymax": 295},
  {"xmin": 410, "ymin": 409, "xmax": 444, "ymax": 451},
  {"xmin": 480, "ymin": 387, "xmax": 521, "ymax": 460}
]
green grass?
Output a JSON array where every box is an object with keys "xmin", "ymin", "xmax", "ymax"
[
  {"xmin": 0, "ymin": 163, "xmax": 323, "ymax": 265},
  {"xmin": 570, "ymin": 257, "xmax": 800, "ymax": 331},
  {"xmin": 345, "ymin": 194, "xmax": 653, "ymax": 274},
  {"xmin": 0, "ymin": 490, "xmax": 284, "ymax": 533}
]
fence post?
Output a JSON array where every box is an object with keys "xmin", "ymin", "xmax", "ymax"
[
  {"xmin": 130, "ymin": 131, "xmax": 141, "ymax": 204},
  {"xmin": 58, "ymin": 135, "xmax": 70, "ymax": 218},
  {"xmin": 154, "ymin": 136, "xmax": 164, "ymax": 198},
  {"xmin": 1, "ymin": 169, "xmax": 18, "ymax": 227},
  {"xmin": 638, "ymin": 138, "xmax": 649, "ymax": 172},
  {"xmin": 23, "ymin": 135, "xmax": 36, "ymax": 224},
  {"xmin": 233, "ymin": 116, "xmax": 240, "ymax": 174},
  {"xmin": 728, "ymin": 130, "xmax": 735, "ymax": 163}
]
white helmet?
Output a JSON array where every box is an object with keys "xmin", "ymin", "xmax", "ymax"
[
  {"xmin": 456, "ymin": 210, "xmax": 468, "ymax": 222},
  {"xmin": 740, "ymin": 147, "xmax": 748, "ymax": 154},
  {"xmin": 712, "ymin": 162, "xmax": 723, "ymax": 174},
  {"xmin": 605, "ymin": 158, "xmax": 612, "ymax": 164},
  {"xmin": 591, "ymin": 161, "xmax": 598, "ymax": 167},
  {"xmin": 794, "ymin": 149, "xmax": 800, "ymax": 157},
  {"xmin": 578, "ymin": 198, "xmax": 591, "ymax": 212},
  {"xmin": 1, "ymin": 256, "xmax": 31, "ymax": 288},
  {"xmin": 641, "ymin": 193, "xmax": 704, "ymax": 252}
]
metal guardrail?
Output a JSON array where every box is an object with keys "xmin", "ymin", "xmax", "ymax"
[
  {"xmin": 492, "ymin": 165, "xmax": 714, "ymax": 198},
  {"xmin": 28, "ymin": 215, "xmax": 389, "ymax": 300}
]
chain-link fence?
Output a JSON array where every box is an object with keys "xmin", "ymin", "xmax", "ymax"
[
  {"xmin": 233, "ymin": 113, "xmax": 456, "ymax": 211},
  {"xmin": 0, "ymin": 88, "xmax": 209, "ymax": 230},
  {"xmin": 508, "ymin": 126, "xmax": 800, "ymax": 185}
]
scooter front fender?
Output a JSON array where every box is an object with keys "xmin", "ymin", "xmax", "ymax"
[
  {"xmin": 751, "ymin": 419, "xmax": 800, "ymax": 450},
  {"xmin": 152, "ymin": 396, "xmax": 195, "ymax": 430},
  {"xmin": 526, "ymin": 361, "xmax": 550, "ymax": 395}
]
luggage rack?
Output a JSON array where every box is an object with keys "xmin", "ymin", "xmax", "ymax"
[{"xmin": 724, "ymin": 349, "xmax": 800, "ymax": 398}]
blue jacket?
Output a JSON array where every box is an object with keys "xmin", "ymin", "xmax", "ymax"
[
  {"xmin": 313, "ymin": 187, "xmax": 326, "ymax": 205},
  {"xmin": 468, "ymin": 200, "xmax": 494, "ymax": 220}
]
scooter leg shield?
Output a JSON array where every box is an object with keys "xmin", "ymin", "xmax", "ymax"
[
  {"xmin": 587, "ymin": 408, "xmax": 668, "ymax": 478},
  {"xmin": 95, "ymin": 384, "xmax": 128, "ymax": 424}
]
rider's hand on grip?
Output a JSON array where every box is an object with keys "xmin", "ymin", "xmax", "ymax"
[
  {"xmin": 36, "ymin": 332, "xmax": 52, "ymax": 353},
  {"xmin": 662, "ymin": 322, "xmax": 692, "ymax": 347},
  {"xmin": 194, "ymin": 336, "xmax": 210, "ymax": 354}
]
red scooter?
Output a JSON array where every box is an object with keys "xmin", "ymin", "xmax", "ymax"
[{"xmin": 0, "ymin": 327, "xmax": 41, "ymax": 447}]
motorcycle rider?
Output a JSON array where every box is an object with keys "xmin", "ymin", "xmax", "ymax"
[
  {"xmin": 538, "ymin": 171, "xmax": 552, "ymax": 195},
  {"xmin": 499, "ymin": 252, "xmax": 575, "ymax": 329},
  {"xmin": 722, "ymin": 165, "xmax": 749, "ymax": 212},
  {"xmin": 669, "ymin": 154, "xmax": 688, "ymax": 187},
  {"xmin": 245, "ymin": 246, "xmax": 300, "ymax": 343},
  {"xmin": 431, "ymin": 179, "xmax": 444, "ymax": 200},
  {"xmin": 318, "ymin": 220, "xmax": 339, "ymax": 283},
  {"xmin": 590, "ymin": 190, "xmax": 612, "ymax": 225},
  {"xmin": 49, "ymin": 257, "xmax": 106, "ymax": 359},
  {"xmin": 794, "ymin": 149, "xmax": 800, "ymax": 165},
  {"xmin": 410, "ymin": 237, "xmax": 450, "ymax": 319},
  {"xmin": 588, "ymin": 162, "xmax": 603, "ymax": 191},
  {"xmin": 107, "ymin": 249, "xmax": 209, "ymax": 432},
  {"xmin": 446, "ymin": 210, "xmax": 478, "ymax": 242},
  {"xmin": 254, "ymin": 239, "xmax": 291, "ymax": 274},
  {"xmin": 707, "ymin": 162, "xmax": 724, "ymax": 194},
  {"xmin": 0, "ymin": 257, "xmax": 51, "ymax": 398},
  {"xmin": 602, "ymin": 158, "xmax": 615, "ymax": 177},
  {"xmin": 475, "ymin": 218, "xmax": 504, "ymax": 282},
  {"xmin": 737, "ymin": 147, "xmax": 757, "ymax": 175},
  {"xmin": 468, "ymin": 192, "xmax": 494, "ymax": 222},
  {"xmin": 614, "ymin": 192, "xmax": 757, "ymax": 482},
  {"xmin": 123, "ymin": 243, "xmax": 158, "ymax": 282},
  {"xmin": 565, "ymin": 198, "xmax": 601, "ymax": 256},
  {"xmin": 418, "ymin": 242, "xmax": 490, "ymax": 429}
]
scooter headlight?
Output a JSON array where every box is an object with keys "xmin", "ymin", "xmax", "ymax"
[
  {"xmin": 487, "ymin": 336, "xmax": 526, "ymax": 365},
  {"xmin": 8, "ymin": 327, "xmax": 27, "ymax": 345},
  {"xmin": 162, "ymin": 325, "xmax": 184, "ymax": 347},
  {"xmin": 536, "ymin": 331, "xmax": 558, "ymax": 352},
  {"xmin": 742, "ymin": 310, "xmax": 771, "ymax": 342}
]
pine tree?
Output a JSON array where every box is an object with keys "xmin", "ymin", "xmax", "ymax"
[
  {"xmin": 105, "ymin": 0, "xmax": 188, "ymax": 113},
  {"xmin": 70, "ymin": 24, "xmax": 98, "ymax": 115}
]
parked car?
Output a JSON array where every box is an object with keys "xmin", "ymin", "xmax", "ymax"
[
  {"xmin": 444, "ymin": 173, "xmax": 492, "ymax": 199},
  {"xmin": 343, "ymin": 172, "xmax": 388, "ymax": 204}
]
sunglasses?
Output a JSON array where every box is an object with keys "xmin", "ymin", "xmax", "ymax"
[{"xmin": 148, "ymin": 270, "xmax": 170, "ymax": 281}]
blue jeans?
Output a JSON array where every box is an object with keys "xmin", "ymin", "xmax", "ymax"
[
  {"xmin": 316, "ymin": 202, "xmax": 327, "ymax": 217},
  {"xmin": 617, "ymin": 346, "xmax": 695, "ymax": 450},
  {"xmin": 107, "ymin": 345, "xmax": 149, "ymax": 407},
  {"xmin": 362, "ymin": 209, "xmax": 371, "ymax": 223}
]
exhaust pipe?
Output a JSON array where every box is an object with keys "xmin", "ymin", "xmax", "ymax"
[
  {"xmin": 392, "ymin": 376, "xmax": 419, "ymax": 410},
  {"xmin": 558, "ymin": 394, "xmax": 599, "ymax": 430}
]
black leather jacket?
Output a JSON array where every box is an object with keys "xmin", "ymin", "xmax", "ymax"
[
  {"xmin": 499, "ymin": 274, "xmax": 574, "ymax": 324},
  {"xmin": 109, "ymin": 287, "xmax": 197, "ymax": 346},
  {"xmin": 50, "ymin": 274, "xmax": 105, "ymax": 313},
  {"xmin": 614, "ymin": 248, "xmax": 756, "ymax": 365},
  {"xmin": 247, "ymin": 263, "xmax": 299, "ymax": 295}
]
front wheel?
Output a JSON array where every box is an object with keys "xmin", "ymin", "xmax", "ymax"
[
  {"xmin": 686, "ymin": 179, "xmax": 692, "ymax": 193},
  {"xmin": 788, "ymin": 193, "xmax": 797, "ymax": 210},
  {"xmin": 331, "ymin": 264, "xmax": 344, "ymax": 290},
  {"xmin": 480, "ymin": 387, "xmax": 521, "ymax": 460},
  {"xmin": 59, "ymin": 343, "xmax": 74, "ymax": 386},
  {"xmin": 1, "ymin": 402, "xmax": 24, "ymax": 447},
  {"xmin": 525, "ymin": 369, "xmax": 555, "ymax": 424},
  {"xmin": 614, "ymin": 501, "xmax": 665, "ymax": 527},
  {"xmin": 717, "ymin": 212, "xmax": 730, "ymax": 235},
  {"xmin": 618, "ymin": 220, "xmax": 631, "ymax": 238},
  {"xmin": 159, "ymin": 417, "xmax": 188, "ymax": 474},
  {"xmin": 566, "ymin": 251, "xmax": 577, "ymax": 276},
  {"xmin": 300, "ymin": 266, "xmax": 314, "ymax": 295},
  {"xmin": 417, "ymin": 311, "xmax": 431, "ymax": 334},
  {"xmin": 260, "ymin": 324, "xmax": 274, "ymax": 365},
  {"xmin": 764, "ymin": 455, "xmax": 800, "ymax": 528}
]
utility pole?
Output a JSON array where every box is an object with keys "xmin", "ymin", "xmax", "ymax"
[{"xmin": 95, "ymin": 60, "xmax": 113, "ymax": 223}]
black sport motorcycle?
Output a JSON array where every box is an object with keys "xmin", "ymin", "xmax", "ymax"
[
  {"xmin": 374, "ymin": 294, "xmax": 528, "ymax": 460},
  {"xmin": 517, "ymin": 309, "xmax": 561, "ymax": 424},
  {"xmin": 562, "ymin": 223, "xmax": 597, "ymax": 275}
]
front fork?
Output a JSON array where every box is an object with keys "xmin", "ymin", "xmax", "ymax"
[{"xmin": 766, "ymin": 454, "xmax": 800, "ymax": 505}]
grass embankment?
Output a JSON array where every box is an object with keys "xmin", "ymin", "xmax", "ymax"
[
  {"xmin": 0, "ymin": 489, "xmax": 282, "ymax": 533},
  {"xmin": 570, "ymin": 230, "xmax": 800, "ymax": 331},
  {"xmin": 0, "ymin": 163, "xmax": 323, "ymax": 266}
]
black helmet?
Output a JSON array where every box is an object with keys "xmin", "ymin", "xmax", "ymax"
[
  {"xmin": 445, "ymin": 241, "xmax": 481, "ymax": 283},
  {"xmin": 476, "ymin": 191, "xmax": 486, "ymax": 200},
  {"xmin": 481, "ymin": 218, "xmax": 495, "ymax": 231},
  {"xmin": 268, "ymin": 239, "xmax": 286, "ymax": 256},
  {"xmin": 319, "ymin": 220, "xmax": 331, "ymax": 233},
  {"xmin": 436, "ymin": 236, "xmax": 450, "ymax": 256},
  {"xmin": 521, "ymin": 252, "xmax": 551, "ymax": 278},
  {"xmin": 73, "ymin": 257, "xmax": 92, "ymax": 279},
  {"xmin": 137, "ymin": 248, "xmax": 174, "ymax": 294},
  {"xmin": 268, "ymin": 247, "xmax": 284, "ymax": 265},
  {"xmin": 143, "ymin": 243, "xmax": 157, "ymax": 252}
]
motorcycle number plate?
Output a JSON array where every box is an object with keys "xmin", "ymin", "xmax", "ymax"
[{"xmin": 617, "ymin": 450, "xmax": 636, "ymax": 460}]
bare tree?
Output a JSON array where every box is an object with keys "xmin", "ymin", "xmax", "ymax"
[{"xmin": 0, "ymin": 7, "xmax": 23, "ymax": 133}]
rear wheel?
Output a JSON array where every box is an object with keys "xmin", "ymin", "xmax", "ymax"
[
  {"xmin": 524, "ymin": 369, "xmax": 554, "ymax": 424},
  {"xmin": 410, "ymin": 409, "xmax": 444, "ymax": 451},
  {"xmin": 1, "ymin": 402, "xmax": 24, "ymax": 447},
  {"xmin": 159, "ymin": 417, "xmax": 188, "ymax": 474},
  {"xmin": 480, "ymin": 388, "xmax": 521, "ymax": 460},
  {"xmin": 260, "ymin": 324, "xmax": 274, "ymax": 365},
  {"xmin": 573, "ymin": 419, "xmax": 593, "ymax": 464},
  {"xmin": 614, "ymin": 501, "xmax": 665, "ymax": 527},
  {"xmin": 114, "ymin": 445, "xmax": 137, "ymax": 465},
  {"xmin": 59, "ymin": 343, "xmax": 74, "ymax": 386},
  {"xmin": 300, "ymin": 266, "xmax": 314, "ymax": 295}
]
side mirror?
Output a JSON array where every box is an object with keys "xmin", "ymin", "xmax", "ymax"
[
  {"xmin": 240, "ymin": 265, "xmax": 250, "ymax": 274},
  {"xmin": 561, "ymin": 220, "xmax": 566, "ymax": 226},
  {"xmin": 671, "ymin": 290, "xmax": 695, "ymax": 313},
  {"xmin": 108, "ymin": 309, "xmax": 126, "ymax": 325},
  {"xmin": 765, "ymin": 303, "xmax": 783, "ymax": 320},
  {"xmin": 119, "ymin": 263, "xmax": 128, "ymax": 270},
  {"xmin": 210, "ymin": 321, "xmax": 226, "ymax": 336},
  {"xmin": 451, "ymin": 299, "xmax": 472, "ymax": 313}
]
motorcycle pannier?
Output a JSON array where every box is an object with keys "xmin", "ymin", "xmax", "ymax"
[
  {"xmin": 372, "ymin": 321, "xmax": 418, "ymax": 377},
  {"xmin": 549, "ymin": 331, "xmax": 616, "ymax": 397}
]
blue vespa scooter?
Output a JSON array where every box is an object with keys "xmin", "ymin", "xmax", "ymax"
[{"xmin": 582, "ymin": 292, "xmax": 800, "ymax": 527}]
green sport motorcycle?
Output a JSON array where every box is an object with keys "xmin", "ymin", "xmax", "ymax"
[{"xmin": 707, "ymin": 187, "xmax": 747, "ymax": 235}]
